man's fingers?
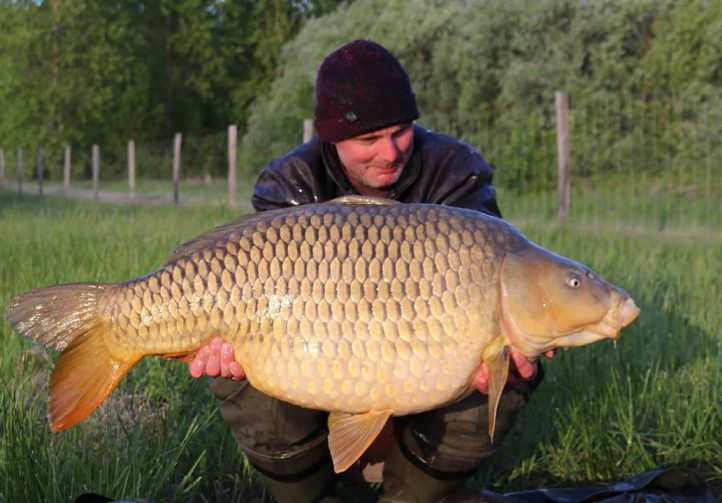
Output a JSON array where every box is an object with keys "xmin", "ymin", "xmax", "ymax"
[
  {"xmin": 188, "ymin": 336, "xmax": 247, "ymax": 380},
  {"xmin": 544, "ymin": 349, "xmax": 556, "ymax": 359},
  {"xmin": 220, "ymin": 342, "xmax": 233, "ymax": 377},
  {"xmin": 510, "ymin": 351, "xmax": 536, "ymax": 380},
  {"xmin": 206, "ymin": 337, "xmax": 223, "ymax": 376},
  {"xmin": 223, "ymin": 343, "xmax": 246, "ymax": 380},
  {"xmin": 474, "ymin": 350, "xmax": 543, "ymax": 395},
  {"xmin": 229, "ymin": 361, "xmax": 246, "ymax": 380},
  {"xmin": 474, "ymin": 363, "xmax": 490, "ymax": 394},
  {"xmin": 189, "ymin": 346, "xmax": 210, "ymax": 378}
]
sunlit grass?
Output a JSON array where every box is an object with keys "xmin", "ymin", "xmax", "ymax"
[{"xmin": 0, "ymin": 190, "xmax": 720, "ymax": 501}]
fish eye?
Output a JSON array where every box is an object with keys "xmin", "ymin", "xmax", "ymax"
[{"xmin": 567, "ymin": 274, "xmax": 582, "ymax": 288}]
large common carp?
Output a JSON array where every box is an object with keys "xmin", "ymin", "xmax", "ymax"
[{"xmin": 6, "ymin": 196, "xmax": 639, "ymax": 472}]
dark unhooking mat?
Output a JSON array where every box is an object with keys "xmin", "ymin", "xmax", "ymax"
[
  {"xmin": 476, "ymin": 467, "xmax": 716, "ymax": 503},
  {"xmin": 75, "ymin": 467, "xmax": 715, "ymax": 502}
]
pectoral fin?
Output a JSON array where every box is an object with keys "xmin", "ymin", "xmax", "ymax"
[
  {"xmin": 327, "ymin": 410, "xmax": 393, "ymax": 473},
  {"xmin": 483, "ymin": 341, "xmax": 511, "ymax": 442}
]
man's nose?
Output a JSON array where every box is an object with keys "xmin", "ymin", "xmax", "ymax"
[{"xmin": 378, "ymin": 137, "xmax": 401, "ymax": 165}]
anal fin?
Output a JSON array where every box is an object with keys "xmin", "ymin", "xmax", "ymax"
[{"xmin": 327, "ymin": 410, "xmax": 393, "ymax": 473}]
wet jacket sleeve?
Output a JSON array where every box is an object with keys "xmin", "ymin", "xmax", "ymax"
[
  {"xmin": 426, "ymin": 144, "xmax": 502, "ymax": 218},
  {"xmin": 251, "ymin": 156, "xmax": 321, "ymax": 212}
]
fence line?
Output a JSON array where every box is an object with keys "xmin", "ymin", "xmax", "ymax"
[
  {"xmin": 0, "ymin": 93, "xmax": 719, "ymax": 239},
  {"xmin": 0, "ymin": 124, "xmax": 271, "ymax": 208}
]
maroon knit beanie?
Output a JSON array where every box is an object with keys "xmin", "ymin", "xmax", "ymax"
[{"xmin": 314, "ymin": 40, "xmax": 420, "ymax": 143}]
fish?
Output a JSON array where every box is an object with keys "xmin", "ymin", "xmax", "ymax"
[{"xmin": 5, "ymin": 196, "xmax": 640, "ymax": 473}]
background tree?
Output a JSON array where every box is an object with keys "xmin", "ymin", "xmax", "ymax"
[
  {"xmin": 0, "ymin": 0, "xmax": 344, "ymax": 154},
  {"xmin": 0, "ymin": 0, "xmax": 53, "ymax": 151}
]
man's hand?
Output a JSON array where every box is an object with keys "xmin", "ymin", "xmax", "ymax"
[
  {"xmin": 189, "ymin": 336, "xmax": 245, "ymax": 380},
  {"xmin": 474, "ymin": 349, "xmax": 555, "ymax": 394}
]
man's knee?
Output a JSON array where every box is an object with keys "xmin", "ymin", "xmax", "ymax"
[
  {"xmin": 208, "ymin": 378, "xmax": 331, "ymax": 478},
  {"xmin": 399, "ymin": 387, "xmax": 529, "ymax": 476}
]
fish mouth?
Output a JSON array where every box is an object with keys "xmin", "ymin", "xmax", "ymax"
[
  {"xmin": 594, "ymin": 296, "xmax": 641, "ymax": 340},
  {"xmin": 524, "ymin": 296, "xmax": 641, "ymax": 351},
  {"xmin": 578, "ymin": 296, "xmax": 641, "ymax": 340}
]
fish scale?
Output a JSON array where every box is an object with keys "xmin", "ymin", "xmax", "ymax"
[{"xmin": 6, "ymin": 196, "xmax": 640, "ymax": 472}]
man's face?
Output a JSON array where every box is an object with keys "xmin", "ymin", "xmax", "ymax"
[{"xmin": 335, "ymin": 122, "xmax": 414, "ymax": 197}]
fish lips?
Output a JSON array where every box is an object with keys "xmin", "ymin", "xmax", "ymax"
[
  {"xmin": 536, "ymin": 293, "xmax": 641, "ymax": 348},
  {"xmin": 595, "ymin": 295, "xmax": 641, "ymax": 339}
]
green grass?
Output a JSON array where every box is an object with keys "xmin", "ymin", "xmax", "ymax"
[
  {"xmin": 0, "ymin": 190, "xmax": 720, "ymax": 501},
  {"xmin": 498, "ymin": 186, "xmax": 722, "ymax": 243},
  {"xmin": 0, "ymin": 193, "xmax": 264, "ymax": 502}
]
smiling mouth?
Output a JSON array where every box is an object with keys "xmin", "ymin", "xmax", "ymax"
[{"xmin": 376, "ymin": 162, "xmax": 403, "ymax": 171}]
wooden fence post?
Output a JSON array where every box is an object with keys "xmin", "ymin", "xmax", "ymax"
[
  {"xmin": 16, "ymin": 149, "xmax": 23, "ymax": 194},
  {"xmin": 37, "ymin": 148, "xmax": 45, "ymax": 196},
  {"xmin": 228, "ymin": 125, "xmax": 237, "ymax": 209},
  {"xmin": 92, "ymin": 144, "xmax": 100, "ymax": 201},
  {"xmin": 0, "ymin": 149, "xmax": 5, "ymax": 189},
  {"xmin": 172, "ymin": 133, "xmax": 182, "ymax": 205},
  {"xmin": 63, "ymin": 145, "xmax": 71, "ymax": 196},
  {"xmin": 303, "ymin": 118, "xmax": 314, "ymax": 143},
  {"xmin": 128, "ymin": 140, "xmax": 136, "ymax": 201},
  {"xmin": 555, "ymin": 91, "xmax": 570, "ymax": 224}
]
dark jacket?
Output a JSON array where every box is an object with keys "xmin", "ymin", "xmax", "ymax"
[{"xmin": 252, "ymin": 125, "xmax": 502, "ymax": 217}]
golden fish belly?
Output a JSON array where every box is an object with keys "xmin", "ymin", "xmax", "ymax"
[{"xmin": 104, "ymin": 203, "xmax": 516, "ymax": 414}]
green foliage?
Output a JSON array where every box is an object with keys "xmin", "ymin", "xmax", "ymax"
[
  {"xmin": 238, "ymin": 0, "xmax": 722, "ymax": 192},
  {"xmin": 0, "ymin": 0, "xmax": 345, "ymax": 153},
  {"xmin": 0, "ymin": 1, "xmax": 52, "ymax": 149},
  {"xmin": 0, "ymin": 1, "xmax": 154, "ymax": 150}
]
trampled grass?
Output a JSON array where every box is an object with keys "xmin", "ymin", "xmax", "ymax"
[{"xmin": 0, "ymin": 190, "xmax": 720, "ymax": 501}]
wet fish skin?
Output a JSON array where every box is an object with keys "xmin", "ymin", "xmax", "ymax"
[
  {"xmin": 108, "ymin": 199, "xmax": 508, "ymax": 415},
  {"xmin": 5, "ymin": 196, "xmax": 640, "ymax": 472}
]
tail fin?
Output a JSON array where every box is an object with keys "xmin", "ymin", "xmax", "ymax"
[{"xmin": 6, "ymin": 283, "xmax": 141, "ymax": 432}]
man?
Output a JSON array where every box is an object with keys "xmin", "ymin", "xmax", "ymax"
[{"xmin": 190, "ymin": 40, "xmax": 551, "ymax": 502}]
